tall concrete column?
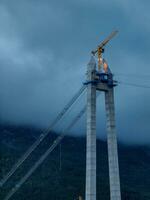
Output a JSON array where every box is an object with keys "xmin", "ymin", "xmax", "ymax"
[
  {"xmin": 105, "ymin": 88, "xmax": 121, "ymax": 200},
  {"xmin": 85, "ymin": 56, "xmax": 97, "ymax": 200}
]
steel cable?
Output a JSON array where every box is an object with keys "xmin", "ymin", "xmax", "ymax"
[
  {"xmin": 0, "ymin": 85, "xmax": 86, "ymax": 187},
  {"xmin": 3, "ymin": 103, "xmax": 87, "ymax": 200}
]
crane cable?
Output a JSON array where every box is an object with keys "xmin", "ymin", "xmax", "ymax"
[
  {"xmin": 0, "ymin": 85, "xmax": 86, "ymax": 187},
  {"xmin": 3, "ymin": 96, "xmax": 92, "ymax": 200}
]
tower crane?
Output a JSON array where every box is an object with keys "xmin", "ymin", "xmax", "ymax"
[{"xmin": 91, "ymin": 30, "xmax": 118, "ymax": 71}]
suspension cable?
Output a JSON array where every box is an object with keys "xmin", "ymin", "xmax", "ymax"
[
  {"xmin": 3, "ymin": 102, "xmax": 88, "ymax": 200},
  {"xmin": 118, "ymin": 81, "xmax": 150, "ymax": 89},
  {"xmin": 0, "ymin": 85, "xmax": 86, "ymax": 187}
]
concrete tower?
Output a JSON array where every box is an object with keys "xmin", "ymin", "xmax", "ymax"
[
  {"xmin": 105, "ymin": 88, "xmax": 121, "ymax": 200},
  {"xmin": 85, "ymin": 56, "xmax": 97, "ymax": 200},
  {"xmin": 85, "ymin": 56, "xmax": 121, "ymax": 200}
]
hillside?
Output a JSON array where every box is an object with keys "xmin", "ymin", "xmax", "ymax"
[{"xmin": 0, "ymin": 124, "xmax": 150, "ymax": 200}]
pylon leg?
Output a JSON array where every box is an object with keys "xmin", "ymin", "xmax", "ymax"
[
  {"xmin": 105, "ymin": 88, "xmax": 121, "ymax": 200},
  {"xmin": 85, "ymin": 57, "xmax": 97, "ymax": 200}
]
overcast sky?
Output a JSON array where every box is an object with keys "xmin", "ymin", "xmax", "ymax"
[{"xmin": 0, "ymin": 0, "xmax": 150, "ymax": 144}]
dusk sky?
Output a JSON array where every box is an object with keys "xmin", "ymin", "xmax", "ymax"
[{"xmin": 0, "ymin": 0, "xmax": 150, "ymax": 144}]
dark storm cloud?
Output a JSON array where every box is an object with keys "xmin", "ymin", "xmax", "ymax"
[{"xmin": 0, "ymin": 0, "xmax": 150, "ymax": 144}]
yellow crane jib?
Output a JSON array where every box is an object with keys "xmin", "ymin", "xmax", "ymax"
[{"xmin": 91, "ymin": 30, "xmax": 118, "ymax": 71}]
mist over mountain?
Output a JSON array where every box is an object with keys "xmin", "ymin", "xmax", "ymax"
[
  {"xmin": 0, "ymin": 1, "xmax": 150, "ymax": 144},
  {"xmin": 1, "ymin": 1, "xmax": 150, "ymax": 199}
]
